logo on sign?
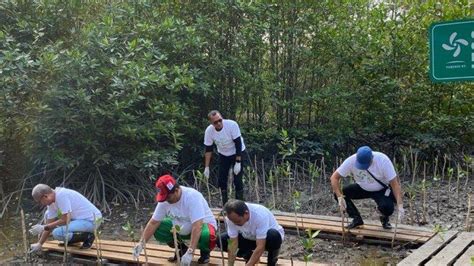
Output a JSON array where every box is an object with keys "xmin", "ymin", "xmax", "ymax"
[{"xmin": 442, "ymin": 32, "xmax": 468, "ymax": 59}]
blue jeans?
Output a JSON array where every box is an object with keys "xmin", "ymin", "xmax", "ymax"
[{"xmin": 52, "ymin": 219, "xmax": 96, "ymax": 242}]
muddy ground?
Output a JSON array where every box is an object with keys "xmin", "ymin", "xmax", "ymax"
[{"xmin": 1, "ymin": 177, "xmax": 472, "ymax": 265}]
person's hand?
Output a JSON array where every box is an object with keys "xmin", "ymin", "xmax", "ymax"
[
  {"xmin": 29, "ymin": 243, "xmax": 43, "ymax": 253},
  {"xmin": 397, "ymin": 204, "xmax": 405, "ymax": 221},
  {"xmin": 29, "ymin": 224, "xmax": 45, "ymax": 236},
  {"xmin": 204, "ymin": 167, "xmax": 210, "ymax": 178},
  {"xmin": 233, "ymin": 162, "xmax": 241, "ymax": 175},
  {"xmin": 132, "ymin": 242, "xmax": 144, "ymax": 260},
  {"xmin": 180, "ymin": 249, "xmax": 193, "ymax": 266},
  {"xmin": 337, "ymin": 196, "xmax": 347, "ymax": 212}
]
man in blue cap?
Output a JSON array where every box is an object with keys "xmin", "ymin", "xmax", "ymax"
[{"xmin": 330, "ymin": 146, "xmax": 404, "ymax": 229}]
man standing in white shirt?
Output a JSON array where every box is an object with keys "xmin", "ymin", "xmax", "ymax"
[
  {"xmin": 219, "ymin": 200, "xmax": 284, "ymax": 266},
  {"xmin": 203, "ymin": 110, "xmax": 246, "ymax": 205},
  {"xmin": 330, "ymin": 146, "xmax": 405, "ymax": 229},
  {"xmin": 133, "ymin": 174, "xmax": 217, "ymax": 265},
  {"xmin": 28, "ymin": 184, "xmax": 102, "ymax": 253}
]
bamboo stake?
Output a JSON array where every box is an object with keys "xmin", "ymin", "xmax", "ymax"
[
  {"xmin": 140, "ymin": 226, "xmax": 148, "ymax": 266},
  {"xmin": 172, "ymin": 225, "xmax": 180, "ymax": 265},
  {"xmin": 93, "ymin": 213, "xmax": 102, "ymax": 265},
  {"xmin": 340, "ymin": 210, "xmax": 346, "ymax": 245},
  {"xmin": 20, "ymin": 209, "xmax": 29, "ymax": 262},
  {"xmin": 391, "ymin": 212, "xmax": 399, "ymax": 248},
  {"xmin": 63, "ymin": 214, "xmax": 70, "ymax": 264},
  {"xmin": 466, "ymin": 194, "xmax": 472, "ymax": 232},
  {"xmin": 217, "ymin": 211, "xmax": 225, "ymax": 265},
  {"xmin": 255, "ymin": 155, "xmax": 259, "ymax": 202}
]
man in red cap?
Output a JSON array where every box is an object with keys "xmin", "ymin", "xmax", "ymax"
[{"xmin": 132, "ymin": 174, "xmax": 217, "ymax": 265}]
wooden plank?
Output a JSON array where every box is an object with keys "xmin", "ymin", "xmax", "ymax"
[
  {"xmin": 454, "ymin": 244, "xmax": 474, "ymax": 266},
  {"xmin": 397, "ymin": 230, "xmax": 458, "ymax": 266},
  {"xmin": 43, "ymin": 240, "xmax": 318, "ymax": 265},
  {"xmin": 425, "ymin": 232, "xmax": 474, "ymax": 266},
  {"xmin": 262, "ymin": 214, "xmax": 432, "ymax": 239},
  {"xmin": 213, "ymin": 209, "xmax": 434, "ymax": 243}
]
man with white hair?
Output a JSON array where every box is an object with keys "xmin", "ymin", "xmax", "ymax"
[{"xmin": 29, "ymin": 184, "xmax": 102, "ymax": 253}]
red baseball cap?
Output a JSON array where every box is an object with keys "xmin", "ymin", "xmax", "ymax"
[{"xmin": 155, "ymin": 174, "xmax": 177, "ymax": 202}]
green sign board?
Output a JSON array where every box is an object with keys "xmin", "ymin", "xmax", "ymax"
[{"xmin": 429, "ymin": 19, "xmax": 474, "ymax": 82}]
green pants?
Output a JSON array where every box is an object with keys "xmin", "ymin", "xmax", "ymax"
[{"xmin": 153, "ymin": 218, "xmax": 216, "ymax": 252}]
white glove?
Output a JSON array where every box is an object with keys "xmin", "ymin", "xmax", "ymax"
[
  {"xmin": 203, "ymin": 167, "xmax": 210, "ymax": 178},
  {"xmin": 233, "ymin": 162, "xmax": 241, "ymax": 175},
  {"xmin": 29, "ymin": 224, "xmax": 45, "ymax": 236},
  {"xmin": 397, "ymin": 204, "xmax": 405, "ymax": 221},
  {"xmin": 337, "ymin": 196, "xmax": 347, "ymax": 212},
  {"xmin": 180, "ymin": 249, "xmax": 193, "ymax": 266},
  {"xmin": 132, "ymin": 242, "xmax": 144, "ymax": 260},
  {"xmin": 29, "ymin": 243, "xmax": 43, "ymax": 253}
]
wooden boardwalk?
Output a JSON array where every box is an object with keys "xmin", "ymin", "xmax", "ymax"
[
  {"xmin": 43, "ymin": 239, "xmax": 323, "ymax": 265},
  {"xmin": 213, "ymin": 209, "xmax": 435, "ymax": 244},
  {"xmin": 398, "ymin": 231, "xmax": 474, "ymax": 266}
]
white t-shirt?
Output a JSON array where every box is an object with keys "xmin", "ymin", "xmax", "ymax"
[
  {"xmin": 46, "ymin": 187, "xmax": 102, "ymax": 221},
  {"xmin": 226, "ymin": 203, "xmax": 284, "ymax": 241},
  {"xmin": 204, "ymin": 119, "xmax": 246, "ymax": 156},
  {"xmin": 152, "ymin": 186, "xmax": 217, "ymax": 235},
  {"xmin": 336, "ymin": 152, "xmax": 397, "ymax": 192}
]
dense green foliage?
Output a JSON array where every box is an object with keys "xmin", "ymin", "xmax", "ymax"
[{"xmin": 0, "ymin": 1, "xmax": 472, "ymax": 205}]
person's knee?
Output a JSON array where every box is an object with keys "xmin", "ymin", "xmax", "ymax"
[
  {"xmin": 378, "ymin": 201, "xmax": 395, "ymax": 216},
  {"xmin": 265, "ymin": 229, "xmax": 282, "ymax": 250},
  {"xmin": 52, "ymin": 228, "xmax": 66, "ymax": 241}
]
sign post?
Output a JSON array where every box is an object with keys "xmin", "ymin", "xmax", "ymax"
[{"xmin": 429, "ymin": 19, "xmax": 474, "ymax": 82}]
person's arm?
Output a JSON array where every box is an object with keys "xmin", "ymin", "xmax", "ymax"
[
  {"xmin": 37, "ymin": 218, "xmax": 56, "ymax": 244},
  {"xmin": 233, "ymin": 137, "xmax": 242, "ymax": 161},
  {"xmin": 188, "ymin": 219, "xmax": 203, "ymax": 252},
  {"xmin": 245, "ymin": 239, "xmax": 266, "ymax": 266},
  {"xmin": 140, "ymin": 218, "xmax": 161, "ymax": 243},
  {"xmin": 227, "ymin": 237, "xmax": 238, "ymax": 266},
  {"xmin": 204, "ymin": 148, "xmax": 212, "ymax": 167},
  {"xmin": 44, "ymin": 213, "xmax": 70, "ymax": 231},
  {"xmin": 389, "ymin": 177, "xmax": 403, "ymax": 206},
  {"xmin": 330, "ymin": 171, "xmax": 343, "ymax": 197}
]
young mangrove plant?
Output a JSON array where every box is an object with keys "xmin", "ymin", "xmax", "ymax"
[{"xmin": 301, "ymin": 229, "xmax": 320, "ymax": 265}]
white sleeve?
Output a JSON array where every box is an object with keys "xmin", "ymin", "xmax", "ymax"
[
  {"xmin": 230, "ymin": 121, "xmax": 241, "ymax": 140},
  {"xmin": 56, "ymin": 194, "xmax": 72, "ymax": 215},
  {"xmin": 204, "ymin": 126, "xmax": 214, "ymax": 146},
  {"xmin": 45, "ymin": 206, "xmax": 57, "ymax": 220},
  {"xmin": 336, "ymin": 155, "xmax": 354, "ymax": 177},
  {"xmin": 151, "ymin": 203, "xmax": 167, "ymax": 222},
  {"xmin": 255, "ymin": 213, "xmax": 271, "ymax": 240},
  {"xmin": 383, "ymin": 157, "xmax": 397, "ymax": 181},
  {"xmin": 225, "ymin": 217, "xmax": 239, "ymax": 238}
]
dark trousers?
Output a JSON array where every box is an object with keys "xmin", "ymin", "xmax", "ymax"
[
  {"xmin": 218, "ymin": 229, "xmax": 282, "ymax": 265},
  {"xmin": 338, "ymin": 183, "xmax": 396, "ymax": 219},
  {"xmin": 218, "ymin": 152, "xmax": 245, "ymax": 193}
]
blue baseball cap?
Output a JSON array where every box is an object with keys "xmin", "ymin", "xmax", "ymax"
[{"xmin": 355, "ymin": 146, "xmax": 373, "ymax": 170}]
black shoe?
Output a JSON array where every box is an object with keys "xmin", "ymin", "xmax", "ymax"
[
  {"xmin": 346, "ymin": 217, "xmax": 364, "ymax": 229},
  {"xmin": 80, "ymin": 233, "xmax": 95, "ymax": 249},
  {"xmin": 380, "ymin": 216, "xmax": 392, "ymax": 229},
  {"xmin": 197, "ymin": 250, "xmax": 210, "ymax": 264},
  {"xmin": 58, "ymin": 232, "xmax": 93, "ymax": 247}
]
